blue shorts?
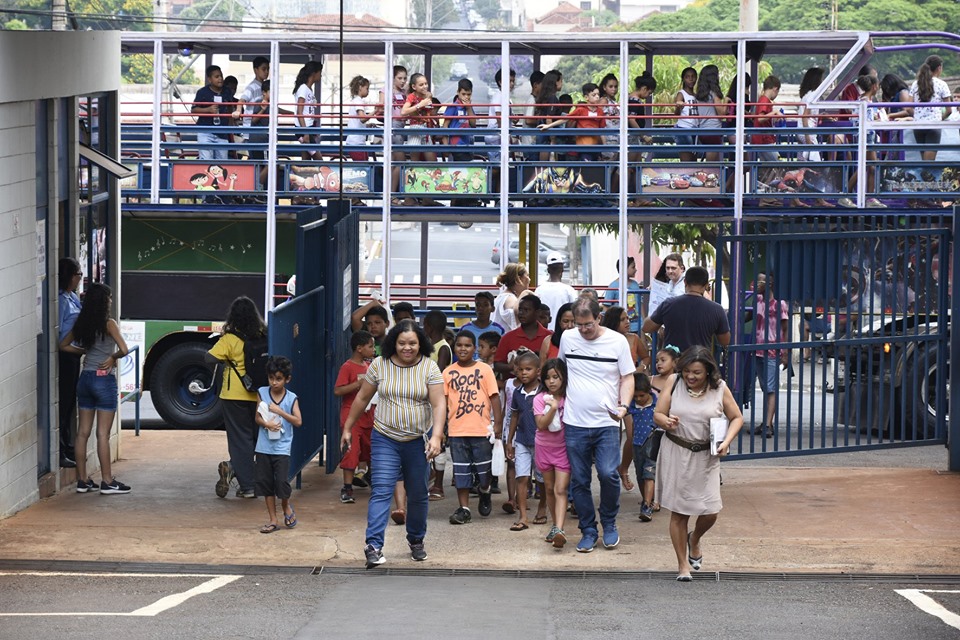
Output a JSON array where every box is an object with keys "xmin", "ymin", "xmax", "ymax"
[
  {"xmin": 633, "ymin": 439, "xmax": 657, "ymax": 481},
  {"xmin": 755, "ymin": 356, "xmax": 780, "ymax": 394},
  {"xmin": 77, "ymin": 370, "xmax": 118, "ymax": 411},
  {"xmin": 675, "ymin": 132, "xmax": 696, "ymax": 148},
  {"xmin": 449, "ymin": 436, "xmax": 493, "ymax": 490}
]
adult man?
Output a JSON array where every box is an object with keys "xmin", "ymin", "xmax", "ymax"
[
  {"xmin": 494, "ymin": 295, "xmax": 552, "ymax": 377},
  {"xmin": 661, "ymin": 253, "xmax": 686, "ymax": 298},
  {"xmin": 559, "ymin": 298, "xmax": 635, "ymax": 553},
  {"xmin": 744, "ymin": 273, "xmax": 789, "ymax": 438},
  {"xmin": 602, "ymin": 257, "xmax": 642, "ymax": 332},
  {"xmin": 642, "ymin": 266, "xmax": 730, "ymax": 353},
  {"xmin": 535, "ymin": 252, "xmax": 577, "ymax": 326}
]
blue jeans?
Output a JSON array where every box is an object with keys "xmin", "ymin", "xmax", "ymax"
[
  {"xmin": 565, "ymin": 424, "xmax": 621, "ymax": 534},
  {"xmin": 198, "ymin": 131, "xmax": 228, "ymax": 160},
  {"xmin": 366, "ymin": 430, "xmax": 430, "ymax": 549}
]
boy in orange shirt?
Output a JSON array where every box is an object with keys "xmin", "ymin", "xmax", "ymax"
[{"xmin": 443, "ymin": 330, "xmax": 503, "ymax": 524}]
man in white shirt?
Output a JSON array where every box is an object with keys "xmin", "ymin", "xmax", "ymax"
[
  {"xmin": 559, "ymin": 298, "xmax": 635, "ymax": 553},
  {"xmin": 535, "ymin": 252, "xmax": 577, "ymax": 329}
]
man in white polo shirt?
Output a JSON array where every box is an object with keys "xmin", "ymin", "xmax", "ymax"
[{"xmin": 559, "ymin": 298, "xmax": 635, "ymax": 553}]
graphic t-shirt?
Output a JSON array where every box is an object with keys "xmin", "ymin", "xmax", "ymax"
[
  {"xmin": 336, "ymin": 359, "xmax": 374, "ymax": 429},
  {"xmin": 443, "ymin": 361, "xmax": 499, "ymax": 437}
]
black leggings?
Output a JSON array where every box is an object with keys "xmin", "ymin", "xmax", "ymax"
[{"xmin": 58, "ymin": 352, "xmax": 81, "ymax": 458}]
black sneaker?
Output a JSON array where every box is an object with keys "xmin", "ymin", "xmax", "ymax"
[
  {"xmin": 100, "ymin": 478, "xmax": 131, "ymax": 494},
  {"xmin": 340, "ymin": 486, "xmax": 355, "ymax": 504},
  {"xmin": 752, "ymin": 425, "xmax": 766, "ymax": 436},
  {"xmin": 364, "ymin": 544, "xmax": 385, "ymax": 569},
  {"xmin": 76, "ymin": 478, "xmax": 97, "ymax": 493},
  {"xmin": 352, "ymin": 471, "xmax": 370, "ymax": 488},
  {"xmin": 449, "ymin": 506, "xmax": 472, "ymax": 525},
  {"xmin": 490, "ymin": 478, "xmax": 502, "ymax": 494},
  {"xmin": 409, "ymin": 538, "xmax": 427, "ymax": 561},
  {"xmin": 478, "ymin": 490, "xmax": 492, "ymax": 517},
  {"xmin": 216, "ymin": 460, "xmax": 234, "ymax": 498}
]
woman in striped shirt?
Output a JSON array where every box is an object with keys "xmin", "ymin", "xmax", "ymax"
[{"xmin": 341, "ymin": 319, "xmax": 446, "ymax": 569}]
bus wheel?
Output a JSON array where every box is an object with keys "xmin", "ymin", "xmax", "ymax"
[
  {"xmin": 902, "ymin": 341, "xmax": 943, "ymax": 440},
  {"xmin": 151, "ymin": 342, "xmax": 223, "ymax": 429}
]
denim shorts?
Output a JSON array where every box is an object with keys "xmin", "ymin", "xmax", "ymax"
[
  {"xmin": 76, "ymin": 370, "xmax": 118, "ymax": 412},
  {"xmin": 449, "ymin": 436, "xmax": 493, "ymax": 490},
  {"xmin": 633, "ymin": 439, "xmax": 657, "ymax": 481},
  {"xmin": 755, "ymin": 356, "xmax": 780, "ymax": 393}
]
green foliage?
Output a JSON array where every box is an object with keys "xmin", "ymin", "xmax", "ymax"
[
  {"xmin": 122, "ymin": 54, "xmax": 197, "ymax": 85},
  {"xmin": 473, "ymin": 0, "xmax": 502, "ymax": 23},
  {"xmin": 179, "ymin": 0, "xmax": 247, "ymax": 25},
  {"xmin": 3, "ymin": 18, "xmax": 29, "ymax": 29},
  {"xmin": 1, "ymin": 0, "xmax": 152, "ymax": 30}
]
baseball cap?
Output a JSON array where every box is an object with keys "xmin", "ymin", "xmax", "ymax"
[{"xmin": 545, "ymin": 251, "xmax": 564, "ymax": 265}]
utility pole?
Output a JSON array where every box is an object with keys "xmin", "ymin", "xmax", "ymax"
[
  {"xmin": 739, "ymin": 0, "xmax": 758, "ymax": 32},
  {"xmin": 52, "ymin": 0, "xmax": 66, "ymax": 30}
]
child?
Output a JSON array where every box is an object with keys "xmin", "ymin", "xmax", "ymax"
[
  {"xmin": 533, "ymin": 358, "xmax": 571, "ymax": 548},
  {"xmin": 537, "ymin": 303, "xmax": 552, "ymax": 330},
  {"xmin": 350, "ymin": 298, "xmax": 389, "ymax": 355},
  {"xmin": 335, "ymin": 331, "xmax": 377, "ymax": 504},
  {"xmin": 538, "ymin": 83, "xmax": 605, "ymax": 161},
  {"xmin": 346, "ymin": 75, "xmax": 379, "ymax": 162},
  {"xmin": 443, "ymin": 78, "xmax": 477, "ymax": 162},
  {"xmin": 499, "ymin": 346, "xmax": 524, "ymax": 513},
  {"xmin": 651, "ymin": 344, "xmax": 681, "ymax": 395},
  {"xmin": 424, "ymin": 310, "xmax": 453, "ymax": 499},
  {"xmin": 462, "ymin": 292, "xmax": 506, "ymax": 358},
  {"xmin": 293, "ymin": 61, "xmax": 323, "ymax": 161},
  {"xmin": 477, "ymin": 330, "xmax": 504, "ymax": 493},
  {"xmin": 400, "ymin": 72, "xmax": 438, "ymax": 163},
  {"xmin": 443, "ymin": 331, "xmax": 503, "ymax": 524},
  {"xmin": 619, "ymin": 372, "xmax": 658, "ymax": 522},
  {"xmin": 392, "ymin": 301, "xmax": 416, "ymax": 324},
  {"xmin": 254, "ymin": 356, "xmax": 303, "ymax": 533},
  {"xmin": 505, "ymin": 351, "xmax": 543, "ymax": 531},
  {"xmin": 191, "ymin": 64, "xmax": 234, "ymax": 161}
]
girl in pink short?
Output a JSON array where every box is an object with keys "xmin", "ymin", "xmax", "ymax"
[{"xmin": 533, "ymin": 358, "xmax": 571, "ymax": 549}]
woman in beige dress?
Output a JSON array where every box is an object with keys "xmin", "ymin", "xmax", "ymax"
[{"xmin": 654, "ymin": 346, "xmax": 743, "ymax": 581}]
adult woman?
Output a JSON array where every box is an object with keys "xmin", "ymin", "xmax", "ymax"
[
  {"xmin": 694, "ymin": 64, "xmax": 727, "ymax": 162},
  {"xmin": 601, "ymin": 305, "xmax": 650, "ymax": 371},
  {"xmin": 59, "ymin": 283, "xmax": 130, "ymax": 494},
  {"xmin": 492, "ymin": 262, "xmax": 531, "ymax": 332},
  {"xmin": 539, "ymin": 302, "xmax": 574, "ymax": 363},
  {"xmin": 293, "ymin": 61, "xmax": 323, "ymax": 161},
  {"xmin": 206, "ymin": 296, "xmax": 266, "ymax": 499},
  {"xmin": 653, "ymin": 346, "xmax": 743, "ymax": 581},
  {"xmin": 908, "ymin": 55, "xmax": 951, "ymax": 162},
  {"xmin": 341, "ymin": 320, "xmax": 446, "ymax": 568},
  {"xmin": 57, "ymin": 257, "xmax": 83, "ymax": 468},
  {"xmin": 674, "ymin": 67, "xmax": 699, "ymax": 163}
]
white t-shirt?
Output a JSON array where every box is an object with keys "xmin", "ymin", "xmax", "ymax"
[
  {"xmin": 535, "ymin": 280, "xmax": 577, "ymax": 329},
  {"xmin": 493, "ymin": 291, "xmax": 519, "ymax": 332},
  {"xmin": 295, "ymin": 84, "xmax": 317, "ymax": 127},
  {"xmin": 559, "ymin": 327, "xmax": 634, "ymax": 429},
  {"xmin": 239, "ymin": 78, "xmax": 263, "ymax": 127},
  {"xmin": 346, "ymin": 95, "xmax": 374, "ymax": 146},
  {"xmin": 909, "ymin": 77, "xmax": 950, "ymax": 123}
]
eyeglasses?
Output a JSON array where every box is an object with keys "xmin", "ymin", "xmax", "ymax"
[{"xmin": 575, "ymin": 321, "xmax": 596, "ymax": 330}]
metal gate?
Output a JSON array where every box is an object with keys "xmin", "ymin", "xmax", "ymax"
[
  {"xmin": 716, "ymin": 214, "xmax": 953, "ymax": 459},
  {"xmin": 270, "ymin": 201, "xmax": 358, "ymax": 480}
]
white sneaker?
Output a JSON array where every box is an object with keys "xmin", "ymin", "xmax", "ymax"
[
  {"xmin": 837, "ymin": 198, "xmax": 856, "ymax": 208},
  {"xmin": 866, "ymin": 198, "xmax": 887, "ymax": 208}
]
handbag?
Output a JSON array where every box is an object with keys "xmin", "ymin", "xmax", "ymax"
[
  {"xmin": 648, "ymin": 430, "xmax": 664, "ymax": 461},
  {"xmin": 227, "ymin": 360, "xmax": 256, "ymax": 392}
]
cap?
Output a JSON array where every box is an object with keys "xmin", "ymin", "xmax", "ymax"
[{"xmin": 545, "ymin": 251, "xmax": 564, "ymax": 266}]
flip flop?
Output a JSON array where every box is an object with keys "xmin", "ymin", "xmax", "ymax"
[
  {"xmin": 260, "ymin": 523, "xmax": 279, "ymax": 534},
  {"xmin": 688, "ymin": 532, "xmax": 703, "ymax": 571},
  {"xmin": 284, "ymin": 508, "xmax": 297, "ymax": 529},
  {"xmin": 510, "ymin": 522, "xmax": 529, "ymax": 531},
  {"xmin": 428, "ymin": 487, "xmax": 445, "ymax": 501},
  {"xmin": 501, "ymin": 501, "xmax": 516, "ymax": 514},
  {"xmin": 532, "ymin": 515, "xmax": 548, "ymax": 525},
  {"xmin": 391, "ymin": 509, "xmax": 406, "ymax": 525}
]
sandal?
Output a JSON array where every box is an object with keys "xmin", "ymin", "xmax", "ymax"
[
  {"xmin": 391, "ymin": 509, "xmax": 406, "ymax": 525},
  {"xmin": 509, "ymin": 522, "xmax": 529, "ymax": 531},
  {"xmin": 501, "ymin": 501, "xmax": 516, "ymax": 514},
  {"xmin": 428, "ymin": 486, "xmax": 445, "ymax": 501},
  {"xmin": 532, "ymin": 515, "xmax": 548, "ymax": 525},
  {"xmin": 284, "ymin": 508, "xmax": 297, "ymax": 529},
  {"xmin": 260, "ymin": 523, "xmax": 279, "ymax": 534}
]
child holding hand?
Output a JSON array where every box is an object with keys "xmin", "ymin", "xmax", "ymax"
[{"xmin": 533, "ymin": 358, "xmax": 571, "ymax": 548}]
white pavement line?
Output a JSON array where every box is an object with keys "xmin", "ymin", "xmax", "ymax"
[
  {"xmin": 0, "ymin": 572, "xmax": 242, "ymax": 618},
  {"xmin": 393, "ymin": 274, "xmax": 404, "ymax": 283},
  {"xmin": 452, "ymin": 275, "xmax": 463, "ymax": 283},
  {"xmin": 374, "ymin": 275, "xmax": 383, "ymax": 283},
  {"xmin": 895, "ymin": 589, "xmax": 960, "ymax": 630},
  {"xmin": 472, "ymin": 276, "xmax": 482, "ymax": 284},
  {"xmin": 433, "ymin": 275, "xmax": 443, "ymax": 283}
]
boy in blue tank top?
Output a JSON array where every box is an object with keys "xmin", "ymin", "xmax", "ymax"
[{"xmin": 255, "ymin": 356, "xmax": 303, "ymax": 533}]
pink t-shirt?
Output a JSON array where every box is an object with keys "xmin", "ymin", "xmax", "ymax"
[
  {"xmin": 533, "ymin": 392, "xmax": 566, "ymax": 449},
  {"xmin": 755, "ymin": 297, "xmax": 788, "ymax": 359}
]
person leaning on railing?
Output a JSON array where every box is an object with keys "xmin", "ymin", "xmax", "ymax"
[{"xmin": 191, "ymin": 64, "xmax": 235, "ymax": 161}]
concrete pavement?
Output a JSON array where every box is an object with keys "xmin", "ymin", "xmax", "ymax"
[{"xmin": 1, "ymin": 430, "xmax": 958, "ymax": 575}]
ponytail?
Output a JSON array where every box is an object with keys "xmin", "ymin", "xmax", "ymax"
[
  {"xmin": 293, "ymin": 61, "xmax": 323, "ymax": 96},
  {"xmin": 916, "ymin": 64, "xmax": 933, "ymax": 103}
]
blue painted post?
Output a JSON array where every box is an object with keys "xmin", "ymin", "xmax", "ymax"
[{"xmin": 950, "ymin": 209, "xmax": 959, "ymax": 471}]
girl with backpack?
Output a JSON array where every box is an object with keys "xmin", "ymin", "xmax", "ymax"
[{"xmin": 207, "ymin": 296, "xmax": 267, "ymax": 499}]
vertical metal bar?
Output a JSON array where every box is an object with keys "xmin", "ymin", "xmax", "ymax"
[
  {"xmin": 730, "ymin": 39, "xmax": 747, "ymax": 413},
  {"xmin": 856, "ymin": 100, "xmax": 866, "ymax": 208},
  {"xmin": 382, "ymin": 41, "xmax": 394, "ymax": 307},
  {"xmin": 499, "ymin": 40, "xmax": 510, "ymax": 274},
  {"xmin": 946, "ymin": 212, "xmax": 958, "ymax": 469},
  {"xmin": 134, "ymin": 346, "xmax": 141, "ymax": 436},
  {"xmin": 150, "ymin": 39, "xmax": 162, "ymax": 204},
  {"xmin": 618, "ymin": 39, "xmax": 629, "ymax": 313},
  {"xmin": 419, "ymin": 222, "xmax": 429, "ymax": 310},
  {"xmin": 264, "ymin": 39, "xmax": 280, "ymax": 314}
]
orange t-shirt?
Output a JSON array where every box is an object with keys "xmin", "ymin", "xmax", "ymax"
[{"xmin": 442, "ymin": 360, "xmax": 500, "ymax": 437}]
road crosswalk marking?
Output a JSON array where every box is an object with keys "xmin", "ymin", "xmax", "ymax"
[{"xmin": 896, "ymin": 589, "xmax": 960, "ymax": 630}]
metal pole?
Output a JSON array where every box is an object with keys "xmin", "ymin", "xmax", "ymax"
[
  {"xmin": 618, "ymin": 39, "xmax": 629, "ymax": 310},
  {"xmin": 950, "ymin": 208, "xmax": 960, "ymax": 471},
  {"xmin": 150, "ymin": 39, "xmax": 162, "ymax": 204},
  {"xmin": 499, "ymin": 40, "xmax": 510, "ymax": 273},
  {"xmin": 264, "ymin": 39, "xmax": 280, "ymax": 314},
  {"xmin": 729, "ymin": 39, "xmax": 747, "ymax": 390},
  {"xmin": 856, "ymin": 100, "xmax": 867, "ymax": 208},
  {"xmin": 382, "ymin": 41, "xmax": 394, "ymax": 307}
]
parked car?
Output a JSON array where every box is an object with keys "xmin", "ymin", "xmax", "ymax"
[
  {"xmin": 449, "ymin": 62, "xmax": 468, "ymax": 80},
  {"xmin": 491, "ymin": 240, "xmax": 570, "ymax": 267}
]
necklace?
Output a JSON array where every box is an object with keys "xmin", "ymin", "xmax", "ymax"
[{"xmin": 686, "ymin": 385, "xmax": 707, "ymax": 398}]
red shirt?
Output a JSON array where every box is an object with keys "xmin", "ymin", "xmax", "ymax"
[
  {"xmin": 495, "ymin": 324, "xmax": 553, "ymax": 363},
  {"xmin": 751, "ymin": 95, "xmax": 776, "ymax": 145},
  {"xmin": 335, "ymin": 359, "xmax": 374, "ymax": 428},
  {"xmin": 569, "ymin": 104, "xmax": 605, "ymax": 130},
  {"xmin": 404, "ymin": 92, "xmax": 435, "ymax": 127}
]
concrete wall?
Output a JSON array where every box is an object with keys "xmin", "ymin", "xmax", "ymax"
[{"xmin": 0, "ymin": 31, "xmax": 120, "ymax": 518}]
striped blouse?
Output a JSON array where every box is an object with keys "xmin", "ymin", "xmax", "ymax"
[{"xmin": 364, "ymin": 355, "xmax": 443, "ymax": 442}]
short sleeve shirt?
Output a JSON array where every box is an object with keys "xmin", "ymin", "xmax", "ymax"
[
  {"xmin": 510, "ymin": 385, "xmax": 542, "ymax": 447},
  {"xmin": 364, "ymin": 355, "xmax": 443, "ymax": 442},
  {"xmin": 193, "ymin": 86, "xmax": 234, "ymax": 129},
  {"xmin": 336, "ymin": 359, "xmax": 374, "ymax": 429},
  {"xmin": 208, "ymin": 333, "xmax": 258, "ymax": 402},
  {"xmin": 628, "ymin": 396, "xmax": 657, "ymax": 446},
  {"xmin": 495, "ymin": 325, "xmax": 553, "ymax": 364},
  {"xmin": 533, "ymin": 392, "xmax": 565, "ymax": 448},
  {"xmin": 755, "ymin": 297, "xmax": 789, "ymax": 360},
  {"xmin": 650, "ymin": 294, "xmax": 730, "ymax": 353},
  {"xmin": 443, "ymin": 361, "xmax": 499, "ymax": 437},
  {"xmin": 295, "ymin": 84, "xmax": 317, "ymax": 127},
  {"xmin": 404, "ymin": 92, "xmax": 435, "ymax": 127},
  {"xmin": 909, "ymin": 78, "xmax": 951, "ymax": 123},
  {"xmin": 751, "ymin": 95, "xmax": 776, "ymax": 145},
  {"xmin": 239, "ymin": 79, "xmax": 263, "ymax": 127},
  {"xmin": 559, "ymin": 328, "xmax": 635, "ymax": 429}
]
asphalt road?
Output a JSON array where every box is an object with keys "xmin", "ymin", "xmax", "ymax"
[{"xmin": 2, "ymin": 571, "xmax": 958, "ymax": 639}]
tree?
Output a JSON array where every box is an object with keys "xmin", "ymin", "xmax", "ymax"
[
  {"xmin": 3, "ymin": 18, "xmax": 29, "ymax": 29},
  {"xmin": 409, "ymin": 0, "xmax": 458, "ymax": 29},
  {"xmin": 122, "ymin": 54, "xmax": 198, "ymax": 85}
]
